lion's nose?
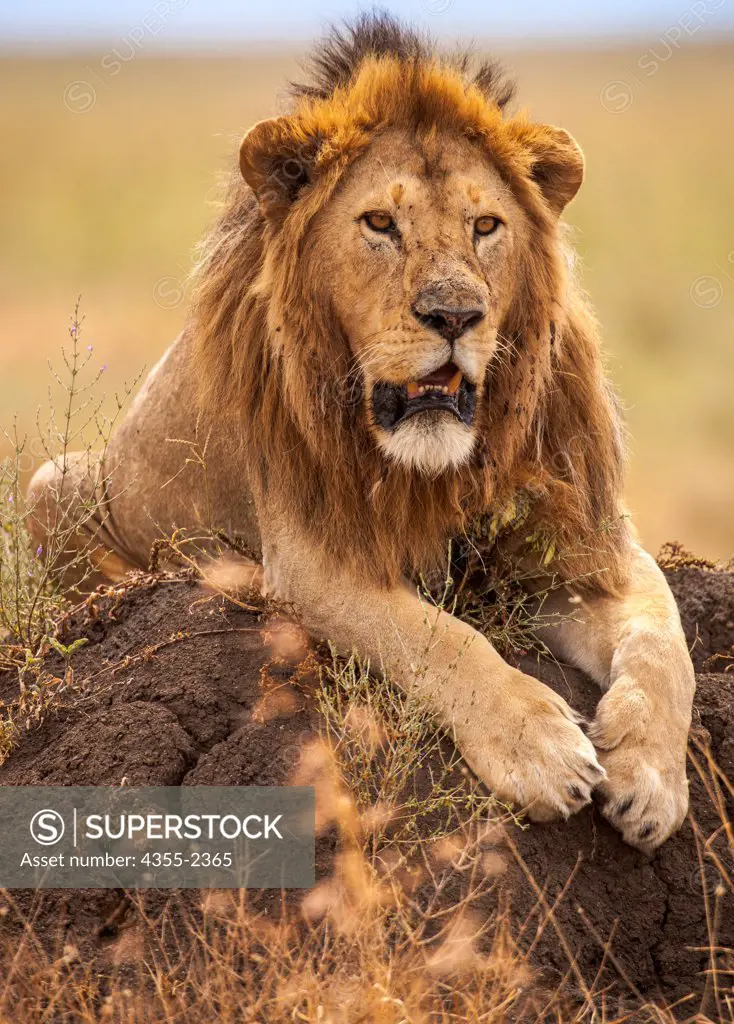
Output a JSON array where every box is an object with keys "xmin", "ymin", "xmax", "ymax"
[{"xmin": 412, "ymin": 303, "xmax": 486, "ymax": 343}]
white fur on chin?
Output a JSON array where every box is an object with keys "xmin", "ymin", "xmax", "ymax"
[{"xmin": 376, "ymin": 415, "xmax": 477, "ymax": 476}]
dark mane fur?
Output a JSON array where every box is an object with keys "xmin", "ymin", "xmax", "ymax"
[{"xmin": 289, "ymin": 10, "xmax": 516, "ymax": 110}]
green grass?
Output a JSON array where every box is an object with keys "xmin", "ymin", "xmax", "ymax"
[{"xmin": 1, "ymin": 42, "xmax": 733, "ymax": 558}]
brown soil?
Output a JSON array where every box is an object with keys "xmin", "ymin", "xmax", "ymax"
[{"xmin": 0, "ymin": 564, "xmax": 732, "ymax": 1017}]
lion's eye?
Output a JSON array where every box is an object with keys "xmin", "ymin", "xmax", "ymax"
[
  {"xmin": 363, "ymin": 211, "xmax": 395, "ymax": 233},
  {"xmin": 475, "ymin": 215, "xmax": 501, "ymax": 237}
]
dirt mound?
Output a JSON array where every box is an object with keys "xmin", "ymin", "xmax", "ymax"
[
  {"xmin": 665, "ymin": 563, "xmax": 734, "ymax": 673},
  {"xmin": 0, "ymin": 565, "xmax": 733, "ymax": 1015}
]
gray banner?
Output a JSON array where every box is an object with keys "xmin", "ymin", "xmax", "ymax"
[{"xmin": 0, "ymin": 787, "xmax": 314, "ymax": 888}]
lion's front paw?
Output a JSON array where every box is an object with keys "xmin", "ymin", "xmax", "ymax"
[
  {"xmin": 462, "ymin": 671, "xmax": 606, "ymax": 823},
  {"xmin": 590, "ymin": 680, "xmax": 689, "ymax": 852}
]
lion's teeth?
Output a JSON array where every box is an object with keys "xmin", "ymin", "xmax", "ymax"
[{"xmin": 407, "ymin": 379, "xmax": 458, "ymax": 399}]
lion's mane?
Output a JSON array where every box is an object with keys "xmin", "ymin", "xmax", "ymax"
[{"xmin": 192, "ymin": 13, "xmax": 631, "ymax": 592}]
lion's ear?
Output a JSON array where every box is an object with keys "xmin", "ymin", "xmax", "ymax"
[
  {"xmin": 525, "ymin": 126, "xmax": 585, "ymax": 215},
  {"xmin": 239, "ymin": 117, "xmax": 317, "ymax": 216}
]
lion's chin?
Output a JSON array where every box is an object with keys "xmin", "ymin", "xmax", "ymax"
[{"xmin": 375, "ymin": 414, "xmax": 477, "ymax": 477}]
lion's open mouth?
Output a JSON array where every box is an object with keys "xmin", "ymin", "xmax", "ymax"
[{"xmin": 372, "ymin": 363, "xmax": 477, "ymax": 431}]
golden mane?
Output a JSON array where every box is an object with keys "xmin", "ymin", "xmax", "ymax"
[{"xmin": 192, "ymin": 19, "xmax": 631, "ymax": 593}]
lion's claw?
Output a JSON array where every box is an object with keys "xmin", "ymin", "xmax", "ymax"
[
  {"xmin": 597, "ymin": 763, "xmax": 687, "ymax": 852},
  {"xmin": 591, "ymin": 685, "xmax": 689, "ymax": 852},
  {"xmin": 460, "ymin": 670, "xmax": 606, "ymax": 824}
]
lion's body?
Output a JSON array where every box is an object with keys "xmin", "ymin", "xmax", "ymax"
[
  {"xmin": 68, "ymin": 330, "xmax": 263, "ymax": 571},
  {"xmin": 193, "ymin": 57, "xmax": 628, "ymax": 592},
  {"xmin": 28, "ymin": 14, "xmax": 694, "ymax": 851}
]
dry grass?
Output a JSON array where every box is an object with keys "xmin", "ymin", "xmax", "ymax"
[{"xmin": 0, "ymin": 661, "xmax": 731, "ymax": 1022}]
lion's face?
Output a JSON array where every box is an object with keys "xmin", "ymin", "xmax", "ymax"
[
  {"xmin": 239, "ymin": 60, "xmax": 584, "ymax": 483},
  {"xmin": 310, "ymin": 130, "xmax": 524, "ymax": 476}
]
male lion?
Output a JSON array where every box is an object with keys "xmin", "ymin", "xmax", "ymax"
[{"xmin": 29, "ymin": 15, "xmax": 694, "ymax": 851}]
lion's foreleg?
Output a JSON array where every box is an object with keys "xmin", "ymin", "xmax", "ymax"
[
  {"xmin": 261, "ymin": 511, "xmax": 606, "ymax": 822},
  {"xmin": 540, "ymin": 543, "xmax": 695, "ymax": 850}
]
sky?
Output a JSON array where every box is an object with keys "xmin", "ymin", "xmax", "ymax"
[{"xmin": 2, "ymin": 0, "xmax": 734, "ymax": 50}]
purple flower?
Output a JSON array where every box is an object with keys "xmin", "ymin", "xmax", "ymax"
[
  {"xmin": 70, "ymin": 325, "xmax": 77, "ymax": 336},
  {"xmin": 101, "ymin": 364, "xmax": 107, "ymax": 373},
  {"xmin": 36, "ymin": 544, "xmax": 43, "ymax": 557},
  {"xmin": 87, "ymin": 344, "xmax": 93, "ymax": 352}
]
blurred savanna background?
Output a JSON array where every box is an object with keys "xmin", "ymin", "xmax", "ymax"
[{"xmin": 1, "ymin": 0, "xmax": 733, "ymax": 560}]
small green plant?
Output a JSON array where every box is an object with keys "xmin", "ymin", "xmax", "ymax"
[
  {"xmin": 47, "ymin": 635, "xmax": 89, "ymax": 674},
  {"xmin": 0, "ymin": 636, "xmax": 90, "ymax": 764}
]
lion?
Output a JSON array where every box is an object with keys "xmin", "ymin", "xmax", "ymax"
[{"xmin": 28, "ymin": 14, "xmax": 694, "ymax": 851}]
